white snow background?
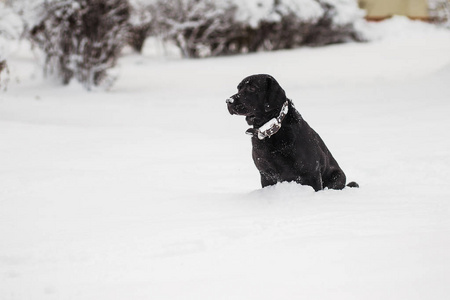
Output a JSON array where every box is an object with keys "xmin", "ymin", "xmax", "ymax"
[{"xmin": 1, "ymin": 17, "xmax": 450, "ymax": 299}]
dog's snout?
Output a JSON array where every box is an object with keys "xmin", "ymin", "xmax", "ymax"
[{"xmin": 227, "ymin": 94, "xmax": 241, "ymax": 104}]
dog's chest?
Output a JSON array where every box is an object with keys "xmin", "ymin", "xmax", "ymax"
[{"xmin": 251, "ymin": 134, "xmax": 296, "ymax": 173}]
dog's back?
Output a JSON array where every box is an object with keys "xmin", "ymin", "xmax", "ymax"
[{"xmin": 251, "ymin": 101, "xmax": 346, "ymax": 191}]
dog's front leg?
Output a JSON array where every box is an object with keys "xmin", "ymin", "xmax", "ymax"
[
  {"xmin": 260, "ymin": 173, "xmax": 277, "ymax": 188},
  {"xmin": 296, "ymin": 173, "xmax": 323, "ymax": 191},
  {"xmin": 309, "ymin": 175, "xmax": 324, "ymax": 191}
]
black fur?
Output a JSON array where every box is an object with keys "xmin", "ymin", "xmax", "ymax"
[{"xmin": 227, "ymin": 74, "xmax": 357, "ymax": 191}]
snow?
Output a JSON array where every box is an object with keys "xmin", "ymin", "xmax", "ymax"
[
  {"xmin": 1, "ymin": 17, "xmax": 450, "ymax": 300},
  {"xmin": 232, "ymin": 0, "xmax": 362, "ymax": 28},
  {"xmin": 0, "ymin": 3, "xmax": 22, "ymax": 61},
  {"xmin": 233, "ymin": 0, "xmax": 282, "ymax": 27},
  {"xmin": 322, "ymin": 0, "xmax": 365, "ymax": 26}
]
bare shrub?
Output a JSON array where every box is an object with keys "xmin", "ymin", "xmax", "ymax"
[
  {"xmin": 150, "ymin": 0, "xmax": 241, "ymax": 58},
  {"xmin": 29, "ymin": 0, "xmax": 130, "ymax": 89},
  {"xmin": 128, "ymin": 0, "xmax": 154, "ymax": 53},
  {"xmin": 429, "ymin": 0, "xmax": 450, "ymax": 27},
  {"xmin": 150, "ymin": 0, "xmax": 365, "ymax": 58}
]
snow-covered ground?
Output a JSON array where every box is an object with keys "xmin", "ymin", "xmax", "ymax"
[{"xmin": 1, "ymin": 18, "xmax": 450, "ymax": 300}]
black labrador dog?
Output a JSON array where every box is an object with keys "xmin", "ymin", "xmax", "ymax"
[{"xmin": 226, "ymin": 74, "xmax": 358, "ymax": 191}]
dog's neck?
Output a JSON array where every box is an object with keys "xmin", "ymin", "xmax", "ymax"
[{"xmin": 246, "ymin": 101, "xmax": 289, "ymax": 140}]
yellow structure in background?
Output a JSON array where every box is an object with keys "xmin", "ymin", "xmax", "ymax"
[{"xmin": 358, "ymin": 0, "xmax": 429, "ymax": 20}]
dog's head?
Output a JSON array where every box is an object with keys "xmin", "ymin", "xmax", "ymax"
[{"xmin": 226, "ymin": 74, "xmax": 287, "ymax": 127}]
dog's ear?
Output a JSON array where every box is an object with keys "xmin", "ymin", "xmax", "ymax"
[{"xmin": 265, "ymin": 76, "xmax": 286, "ymax": 112}]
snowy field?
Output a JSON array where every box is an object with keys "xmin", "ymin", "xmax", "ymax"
[{"xmin": 1, "ymin": 18, "xmax": 450, "ymax": 299}]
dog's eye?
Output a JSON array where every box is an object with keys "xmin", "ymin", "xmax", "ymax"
[{"xmin": 248, "ymin": 86, "xmax": 256, "ymax": 92}]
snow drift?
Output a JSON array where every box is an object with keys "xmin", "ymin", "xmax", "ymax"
[{"xmin": 1, "ymin": 17, "xmax": 450, "ymax": 300}]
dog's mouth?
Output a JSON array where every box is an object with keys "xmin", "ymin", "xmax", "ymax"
[
  {"xmin": 227, "ymin": 103, "xmax": 238, "ymax": 115},
  {"xmin": 227, "ymin": 102, "xmax": 247, "ymax": 115},
  {"xmin": 227, "ymin": 99, "xmax": 258, "ymax": 125},
  {"xmin": 228, "ymin": 104, "xmax": 256, "ymax": 125}
]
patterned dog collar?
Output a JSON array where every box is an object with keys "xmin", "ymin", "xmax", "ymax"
[{"xmin": 246, "ymin": 101, "xmax": 289, "ymax": 140}]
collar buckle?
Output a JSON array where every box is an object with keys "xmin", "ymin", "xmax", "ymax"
[{"xmin": 248, "ymin": 101, "xmax": 289, "ymax": 140}]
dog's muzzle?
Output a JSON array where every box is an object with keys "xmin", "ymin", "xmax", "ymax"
[{"xmin": 226, "ymin": 95, "xmax": 239, "ymax": 115}]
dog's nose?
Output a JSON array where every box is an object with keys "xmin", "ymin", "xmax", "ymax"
[{"xmin": 226, "ymin": 98, "xmax": 234, "ymax": 104}]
